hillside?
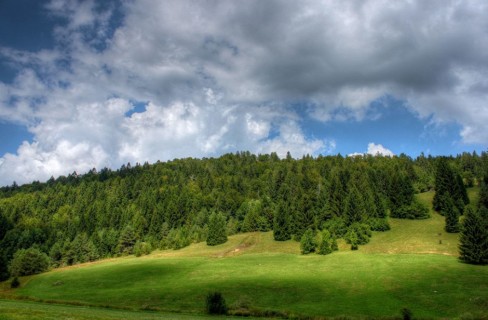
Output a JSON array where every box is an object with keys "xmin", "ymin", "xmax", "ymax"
[{"xmin": 1, "ymin": 191, "xmax": 487, "ymax": 320}]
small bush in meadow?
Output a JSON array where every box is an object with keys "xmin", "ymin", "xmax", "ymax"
[
  {"xmin": 10, "ymin": 276, "xmax": 20, "ymax": 288},
  {"xmin": 206, "ymin": 292, "xmax": 228, "ymax": 315}
]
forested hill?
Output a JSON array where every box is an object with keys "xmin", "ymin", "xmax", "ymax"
[{"xmin": 0, "ymin": 151, "xmax": 486, "ymax": 280}]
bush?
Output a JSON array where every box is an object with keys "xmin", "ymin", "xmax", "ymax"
[
  {"xmin": 10, "ymin": 276, "xmax": 20, "ymax": 288},
  {"xmin": 206, "ymin": 292, "xmax": 228, "ymax": 315},
  {"xmin": 392, "ymin": 201, "xmax": 430, "ymax": 219},
  {"xmin": 134, "ymin": 241, "xmax": 152, "ymax": 257},
  {"xmin": 401, "ymin": 307, "xmax": 413, "ymax": 320},
  {"xmin": 368, "ymin": 218, "xmax": 390, "ymax": 231},
  {"xmin": 322, "ymin": 218, "xmax": 347, "ymax": 238},
  {"xmin": 9, "ymin": 247, "xmax": 50, "ymax": 277},
  {"xmin": 317, "ymin": 230, "xmax": 334, "ymax": 255}
]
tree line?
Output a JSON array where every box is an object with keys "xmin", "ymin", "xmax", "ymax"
[{"xmin": 0, "ymin": 151, "xmax": 487, "ymax": 280}]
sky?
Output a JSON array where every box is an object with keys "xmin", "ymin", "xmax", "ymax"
[{"xmin": 0, "ymin": 0, "xmax": 487, "ymax": 186}]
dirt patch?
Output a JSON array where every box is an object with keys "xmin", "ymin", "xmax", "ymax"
[{"xmin": 215, "ymin": 234, "xmax": 257, "ymax": 258}]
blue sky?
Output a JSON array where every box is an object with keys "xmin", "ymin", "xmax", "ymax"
[{"xmin": 0, "ymin": 0, "xmax": 487, "ymax": 185}]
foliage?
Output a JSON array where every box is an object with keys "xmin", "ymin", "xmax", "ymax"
[
  {"xmin": 433, "ymin": 157, "xmax": 469, "ymax": 213},
  {"xmin": 459, "ymin": 206, "xmax": 488, "ymax": 265},
  {"xmin": 134, "ymin": 241, "xmax": 152, "ymax": 257},
  {"xmin": 443, "ymin": 195, "xmax": 460, "ymax": 233},
  {"xmin": 322, "ymin": 217, "xmax": 347, "ymax": 238},
  {"xmin": 391, "ymin": 200, "xmax": 430, "ymax": 219},
  {"xmin": 273, "ymin": 202, "xmax": 291, "ymax": 241},
  {"xmin": 300, "ymin": 229, "xmax": 316, "ymax": 254},
  {"xmin": 317, "ymin": 229, "xmax": 336, "ymax": 255},
  {"xmin": 0, "ymin": 151, "xmax": 485, "ymax": 274},
  {"xmin": 368, "ymin": 218, "xmax": 391, "ymax": 231},
  {"xmin": 344, "ymin": 223, "xmax": 372, "ymax": 250},
  {"xmin": 9, "ymin": 247, "xmax": 50, "ymax": 277},
  {"xmin": 206, "ymin": 211, "xmax": 227, "ymax": 246},
  {"xmin": 117, "ymin": 225, "xmax": 138, "ymax": 255},
  {"xmin": 205, "ymin": 292, "xmax": 227, "ymax": 315}
]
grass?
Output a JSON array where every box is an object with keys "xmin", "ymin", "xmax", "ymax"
[
  {"xmin": 1, "ymin": 188, "xmax": 486, "ymax": 319},
  {"xmin": 0, "ymin": 299, "xmax": 252, "ymax": 320}
]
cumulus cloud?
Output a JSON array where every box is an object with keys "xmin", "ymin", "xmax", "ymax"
[
  {"xmin": 349, "ymin": 143, "xmax": 394, "ymax": 157},
  {"xmin": 0, "ymin": 0, "xmax": 487, "ymax": 184}
]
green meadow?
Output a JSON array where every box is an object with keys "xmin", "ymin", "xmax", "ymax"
[{"xmin": 1, "ymin": 190, "xmax": 487, "ymax": 319}]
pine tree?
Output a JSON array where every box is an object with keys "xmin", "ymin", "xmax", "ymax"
[
  {"xmin": 433, "ymin": 158, "xmax": 469, "ymax": 212},
  {"xmin": 206, "ymin": 211, "xmax": 227, "ymax": 246},
  {"xmin": 300, "ymin": 229, "xmax": 316, "ymax": 254},
  {"xmin": 273, "ymin": 202, "xmax": 291, "ymax": 241},
  {"xmin": 317, "ymin": 229, "xmax": 334, "ymax": 255},
  {"xmin": 443, "ymin": 195, "xmax": 460, "ymax": 233},
  {"xmin": 459, "ymin": 206, "xmax": 488, "ymax": 264}
]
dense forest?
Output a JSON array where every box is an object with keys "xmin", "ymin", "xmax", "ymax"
[{"xmin": 1, "ymin": 151, "xmax": 487, "ymax": 280}]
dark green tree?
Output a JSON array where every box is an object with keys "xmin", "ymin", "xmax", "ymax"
[
  {"xmin": 206, "ymin": 292, "xmax": 228, "ymax": 315},
  {"xmin": 433, "ymin": 158, "xmax": 469, "ymax": 212},
  {"xmin": 9, "ymin": 247, "xmax": 50, "ymax": 277},
  {"xmin": 459, "ymin": 206, "xmax": 488, "ymax": 264},
  {"xmin": 206, "ymin": 211, "xmax": 227, "ymax": 246},
  {"xmin": 300, "ymin": 229, "xmax": 316, "ymax": 254},
  {"xmin": 443, "ymin": 195, "xmax": 460, "ymax": 233},
  {"xmin": 273, "ymin": 202, "xmax": 291, "ymax": 241},
  {"xmin": 317, "ymin": 229, "xmax": 335, "ymax": 255},
  {"xmin": 117, "ymin": 225, "xmax": 138, "ymax": 255}
]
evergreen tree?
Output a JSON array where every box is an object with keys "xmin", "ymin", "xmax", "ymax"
[
  {"xmin": 443, "ymin": 195, "xmax": 460, "ymax": 233},
  {"xmin": 117, "ymin": 225, "xmax": 138, "ymax": 255},
  {"xmin": 206, "ymin": 211, "xmax": 227, "ymax": 246},
  {"xmin": 459, "ymin": 206, "xmax": 488, "ymax": 264},
  {"xmin": 344, "ymin": 185, "xmax": 366, "ymax": 225},
  {"xmin": 479, "ymin": 175, "xmax": 488, "ymax": 210},
  {"xmin": 273, "ymin": 202, "xmax": 291, "ymax": 241},
  {"xmin": 300, "ymin": 229, "xmax": 316, "ymax": 254},
  {"xmin": 317, "ymin": 229, "xmax": 334, "ymax": 255},
  {"xmin": 433, "ymin": 158, "xmax": 469, "ymax": 212}
]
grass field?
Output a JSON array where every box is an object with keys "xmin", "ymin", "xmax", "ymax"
[
  {"xmin": 0, "ymin": 299, "xmax": 251, "ymax": 320},
  {"xmin": 0, "ymin": 189, "xmax": 487, "ymax": 319}
]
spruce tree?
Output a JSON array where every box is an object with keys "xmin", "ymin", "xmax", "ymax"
[
  {"xmin": 206, "ymin": 211, "xmax": 227, "ymax": 246},
  {"xmin": 300, "ymin": 229, "xmax": 316, "ymax": 254},
  {"xmin": 273, "ymin": 202, "xmax": 291, "ymax": 241},
  {"xmin": 317, "ymin": 229, "xmax": 334, "ymax": 255},
  {"xmin": 479, "ymin": 176, "xmax": 488, "ymax": 210},
  {"xmin": 433, "ymin": 158, "xmax": 469, "ymax": 212},
  {"xmin": 459, "ymin": 206, "xmax": 488, "ymax": 264},
  {"xmin": 443, "ymin": 195, "xmax": 460, "ymax": 233}
]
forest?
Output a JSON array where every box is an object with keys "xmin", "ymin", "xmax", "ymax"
[{"xmin": 1, "ymin": 151, "xmax": 487, "ymax": 281}]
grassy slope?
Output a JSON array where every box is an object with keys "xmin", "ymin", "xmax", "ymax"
[
  {"xmin": 1, "ymin": 188, "xmax": 487, "ymax": 319},
  {"xmin": 0, "ymin": 299, "xmax": 236, "ymax": 320}
]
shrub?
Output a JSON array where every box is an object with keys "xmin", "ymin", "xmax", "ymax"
[
  {"xmin": 317, "ymin": 229, "xmax": 334, "ymax": 255},
  {"xmin": 10, "ymin": 276, "xmax": 20, "ymax": 288},
  {"xmin": 134, "ymin": 241, "xmax": 152, "ymax": 257},
  {"xmin": 392, "ymin": 201, "xmax": 430, "ymax": 219},
  {"xmin": 368, "ymin": 218, "xmax": 390, "ymax": 231},
  {"xmin": 401, "ymin": 307, "xmax": 413, "ymax": 320},
  {"xmin": 322, "ymin": 218, "xmax": 347, "ymax": 238},
  {"xmin": 206, "ymin": 292, "xmax": 228, "ymax": 315},
  {"xmin": 9, "ymin": 247, "xmax": 50, "ymax": 277}
]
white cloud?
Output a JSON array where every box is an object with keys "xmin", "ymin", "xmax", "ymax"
[
  {"xmin": 349, "ymin": 143, "xmax": 394, "ymax": 157},
  {"xmin": 367, "ymin": 143, "xmax": 394, "ymax": 157},
  {"xmin": 1, "ymin": 0, "xmax": 487, "ymax": 184}
]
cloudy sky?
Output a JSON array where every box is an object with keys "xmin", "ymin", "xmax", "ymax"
[{"xmin": 0, "ymin": 0, "xmax": 487, "ymax": 186}]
